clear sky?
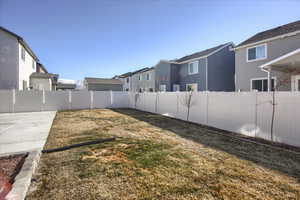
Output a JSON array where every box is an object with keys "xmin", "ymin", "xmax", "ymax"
[{"xmin": 0, "ymin": 0, "xmax": 299, "ymax": 80}]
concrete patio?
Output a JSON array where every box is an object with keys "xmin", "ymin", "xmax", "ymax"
[{"xmin": 0, "ymin": 111, "xmax": 56, "ymax": 155}]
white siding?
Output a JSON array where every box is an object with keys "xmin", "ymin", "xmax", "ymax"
[{"xmin": 18, "ymin": 43, "xmax": 36, "ymax": 90}]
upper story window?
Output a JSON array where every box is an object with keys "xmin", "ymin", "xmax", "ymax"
[
  {"xmin": 146, "ymin": 73, "xmax": 150, "ymax": 80},
  {"xmin": 21, "ymin": 47, "xmax": 25, "ymax": 61},
  {"xmin": 139, "ymin": 75, "xmax": 142, "ymax": 80},
  {"xmin": 188, "ymin": 61, "xmax": 198, "ymax": 75},
  {"xmin": 247, "ymin": 44, "xmax": 267, "ymax": 62},
  {"xmin": 32, "ymin": 59, "xmax": 35, "ymax": 70},
  {"xmin": 126, "ymin": 77, "xmax": 129, "ymax": 83}
]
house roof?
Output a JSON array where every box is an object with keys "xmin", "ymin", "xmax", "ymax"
[
  {"xmin": 118, "ymin": 72, "xmax": 132, "ymax": 78},
  {"xmin": 57, "ymin": 83, "xmax": 76, "ymax": 89},
  {"xmin": 236, "ymin": 20, "xmax": 300, "ymax": 48},
  {"xmin": 0, "ymin": 26, "xmax": 39, "ymax": 61},
  {"xmin": 131, "ymin": 67, "xmax": 149, "ymax": 75},
  {"xmin": 37, "ymin": 62, "xmax": 48, "ymax": 73},
  {"xmin": 85, "ymin": 77, "xmax": 122, "ymax": 85},
  {"xmin": 30, "ymin": 73, "xmax": 59, "ymax": 84},
  {"xmin": 175, "ymin": 43, "xmax": 231, "ymax": 63}
]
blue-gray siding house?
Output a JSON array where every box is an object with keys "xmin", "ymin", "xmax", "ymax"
[{"xmin": 155, "ymin": 43, "xmax": 235, "ymax": 92}]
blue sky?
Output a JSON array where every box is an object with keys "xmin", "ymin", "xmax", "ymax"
[{"xmin": 0, "ymin": 0, "xmax": 300, "ymax": 80}]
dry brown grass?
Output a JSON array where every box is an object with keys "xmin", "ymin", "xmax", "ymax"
[{"xmin": 27, "ymin": 109, "xmax": 300, "ymax": 200}]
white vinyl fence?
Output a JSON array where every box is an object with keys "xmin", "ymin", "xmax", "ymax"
[
  {"xmin": 0, "ymin": 90, "xmax": 299, "ymax": 147},
  {"xmin": 0, "ymin": 90, "xmax": 130, "ymax": 113},
  {"xmin": 129, "ymin": 91, "xmax": 300, "ymax": 147}
]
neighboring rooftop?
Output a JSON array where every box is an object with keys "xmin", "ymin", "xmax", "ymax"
[
  {"xmin": 131, "ymin": 67, "xmax": 149, "ymax": 75},
  {"xmin": 0, "ymin": 26, "xmax": 39, "ymax": 61},
  {"xmin": 30, "ymin": 72, "xmax": 58, "ymax": 79},
  {"xmin": 236, "ymin": 20, "xmax": 300, "ymax": 47},
  {"xmin": 175, "ymin": 43, "xmax": 231, "ymax": 63},
  {"xmin": 85, "ymin": 77, "xmax": 122, "ymax": 85},
  {"xmin": 56, "ymin": 83, "xmax": 76, "ymax": 90}
]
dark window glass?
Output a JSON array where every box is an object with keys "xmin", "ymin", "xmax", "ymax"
[
  {"xmin": 248, "ymin": 48, "xmax": 256, "ymax": 60},
  {"xmin": 298, "ymin": 80, "xmax": 300, "ymax": 91},
  {"xmin": 252, "ymin": 80, "xmax": 262, "ymax": 91},
  {"xmin": 263, "ymin": 79, "xmax": 268, "ymax": 91}
]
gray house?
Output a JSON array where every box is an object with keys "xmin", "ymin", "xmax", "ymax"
[
  {"xmin": 84, "ymin": 77, "xmax": 123, "ymax": 91},
  {"xmin": 155, "ymin": 42, "xmax": 235, "ymax": 92},
  {"xmin": 235, "ymin": 20, "xmax": 300, "ymax": 92}
]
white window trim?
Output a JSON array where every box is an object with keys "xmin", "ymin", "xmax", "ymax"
[
  {"xmin": 21, "ymin": 47, "xmax": 26, "ymax": 61},
  {"xmin": 246, "ymin": 43, "xmax": 267, "ymax": 62},
  {"xmin": 186, "ymin": 83, "xmax": 198, "ymax": 91},
  {"xmin": 250, "ymin": 77, "xmax": 276, "ymax": 91},
  {"xmin": 160, "ymin": 84, "xmax": 166, "ymax": 92},
  {"xmin": 173, "ymin": 84, "xmax": 180, "ymax": 92},
  {"xmin": 139, "ymin": 75, "xmax": 142, "ymax": 81},
  {"xmin": 188, "ymin": 61, "xmax": 199, "ymax": 75},
  {"xmin": 146, "ymin": 73, "xmax": 151, "ymax": 81}
]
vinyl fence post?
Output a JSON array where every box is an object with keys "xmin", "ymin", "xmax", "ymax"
[
  {"xmin": 68, "ymin": 91, "xmax": 72, "ymax": 110},
  {"xmin": 206, "ymin": 91, "xmax": 209, "ymax": 125},
  {"xmin": 176, "ymin": 91, "xmax": 179, "ymax": 118},
  {"xmin": 42, "ymin": 89, "xmax": 45, "ymax": 111},
  {"xmin": 110, "ymin": 90, "xmax": 113, "ymax": 107},
  {"xmin": 12, "ymin": 89, "xmax": 15, "ymax": 113},
  {"xmin": 90, "ymin": 91, "xmax": 94, "ymax": 110}
]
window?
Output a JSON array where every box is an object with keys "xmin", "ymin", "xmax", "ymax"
[
  {"xmin": 188, "ymin": 61, "xmax": 198, "ymax": 75},
  {"xmin": 251, "ymin": 78, "xmax": 275, "ymax": 91},
  {"xmin": 146, "ymin": 73, "xmax": 150, "ymax": 80},
  {"xmin": 186, "ymin": 83, "xmax": 198, "ymax": 91},
  {"xmin": 32, "ymin": 59, "xmax": 35, "ymax": 70},
  {"xmin": 173, "ymin": 84, "xmax": 180, "ymax": 92},
  {"xmin": 139, "ymin": 75, "xmax": 142, "ymax": 81},
  {"xmin": 160, "ymin": 84, "xmax": 166, "ymax": 92},
  {"xmin": 247, "ymin": 44, "xmax": 267, "ymax": 62},
  {"xmin": 21, "ymin": 47, "xmax": 25, "ymax": 61},
  {"xmin": 126, "ymin": 77, "xmax": 129, "ymax": 83}
]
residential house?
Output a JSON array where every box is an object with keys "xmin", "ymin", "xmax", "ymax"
[
  {"xmin": 130, "ymin": 67, "xmax": 156, "ymax": 92},
  {"xmin": 155, "ymin": 42, "xmax": 235, "ymax": 92},
  {"xmin": 0, "ymin": 26, "xmax": 58, "ymax": 91},
  {"xmin": 30, "ymin": 63, "xmax": 59, "ymax": 91},
  {"xmin": 84, "ymin": 77, "xmax": 123, "ymax": 91},
  {"xmin": 234, "ymin": 20, "xmax": 300, "ymax": 91},
  {"xmin": 114, "ymin": 72, "xmax": 132, "ymax": 91}
]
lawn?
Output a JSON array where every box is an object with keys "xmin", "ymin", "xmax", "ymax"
[{"xmin": 27, "ymin": 109, "xmax": 300, "ymax": 200}]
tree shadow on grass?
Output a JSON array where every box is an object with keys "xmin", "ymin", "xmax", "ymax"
[{"xmin": 112, "ymin": 108, "xmax": 300, "ymax": 181}]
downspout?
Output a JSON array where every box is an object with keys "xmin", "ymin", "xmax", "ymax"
[
  {"xmin": 261, "ymin": 67, "xmax": 271, "ymax": 92},
  {"xmin": 205, "ymin": 57, "xmax": 208, "ymax": 91}
]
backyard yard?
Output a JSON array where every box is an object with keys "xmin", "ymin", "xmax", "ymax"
[{"xmin": 27, "ymin": 108, "xmax": 300, "ymax": 200}]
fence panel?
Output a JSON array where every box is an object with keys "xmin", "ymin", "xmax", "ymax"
[
  {"xmin": 93, "ymin": 91, "xmax": 111, "ymax": 108},
  {"xmin": 256, "ymin": 92, "xmax": 273, "ymax": 140},
  {"xmin": 143, "ymin": 93, "xmax": 157, "ymax": 113},
  {"xmin": 111, "ymin": 92, "xmax": 130, "ymax": 108},
  {"xmin": 43, "ymin": 91, "xmax": 69, "ymax": 111},
  {"xmin": 14, "ymin": 90, "xmax": 43, "ymax": 112},
  {"xmin": 207, "ymin": 92, "xmax": 256, "ymax": 136},
  {"xmin": 188, "ymin": 92, "xmax": 208, "ymax": 125},
  {"xmin": 71, "ymin": 90, "xmax": 91, "ymax": 109},
  {"xmin": 262, "ymin": 92, "xmax": 300, "ymax": 147},
  {"xmin": 0, "ymin": 90, "xmax": 13, "ymax": 113},
  {"xmin": 157, "ymin": 92, "xmax": 178, "ymax": 118}
]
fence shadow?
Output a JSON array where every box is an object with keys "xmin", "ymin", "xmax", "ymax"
[{"xmin": 112, "ymin": 108, "xmax": 300, "ymax": 181}]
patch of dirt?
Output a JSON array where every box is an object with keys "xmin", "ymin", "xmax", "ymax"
[{"xmin": 0, "ymin": 154, "xmax": 27, "ymax": 199}]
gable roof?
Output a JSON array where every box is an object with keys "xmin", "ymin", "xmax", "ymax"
[
  {"xmin": 85, "ymin": 77, "xmax": 122, "ymax": 85},
  {"xmin": 0, "ymin": 26, "xmax": 39, "ymax": 61},
  {"xmin": 118, "ymin": 72, "xmax": 132, "ymax": 78},
  {"xmin": 175, "ymin": 43, "xmax": 232, "ymax": 63},
  {"xmin": 236, "ymin": 20, "xmax": 300, "ymax": 48},
  {"xmin": 131, "ymin": 67, "xmax": 149, "ymax": 75}
]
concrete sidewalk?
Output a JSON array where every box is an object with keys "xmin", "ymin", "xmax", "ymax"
[{"xmin": 0, "ymin": 111, "xmax": 56, "ymax": 155}]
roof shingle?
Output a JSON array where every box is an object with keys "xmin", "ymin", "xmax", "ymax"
[{"xmin": 236, "ymin": 20, "xmax": 300, "ymax": 47}]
